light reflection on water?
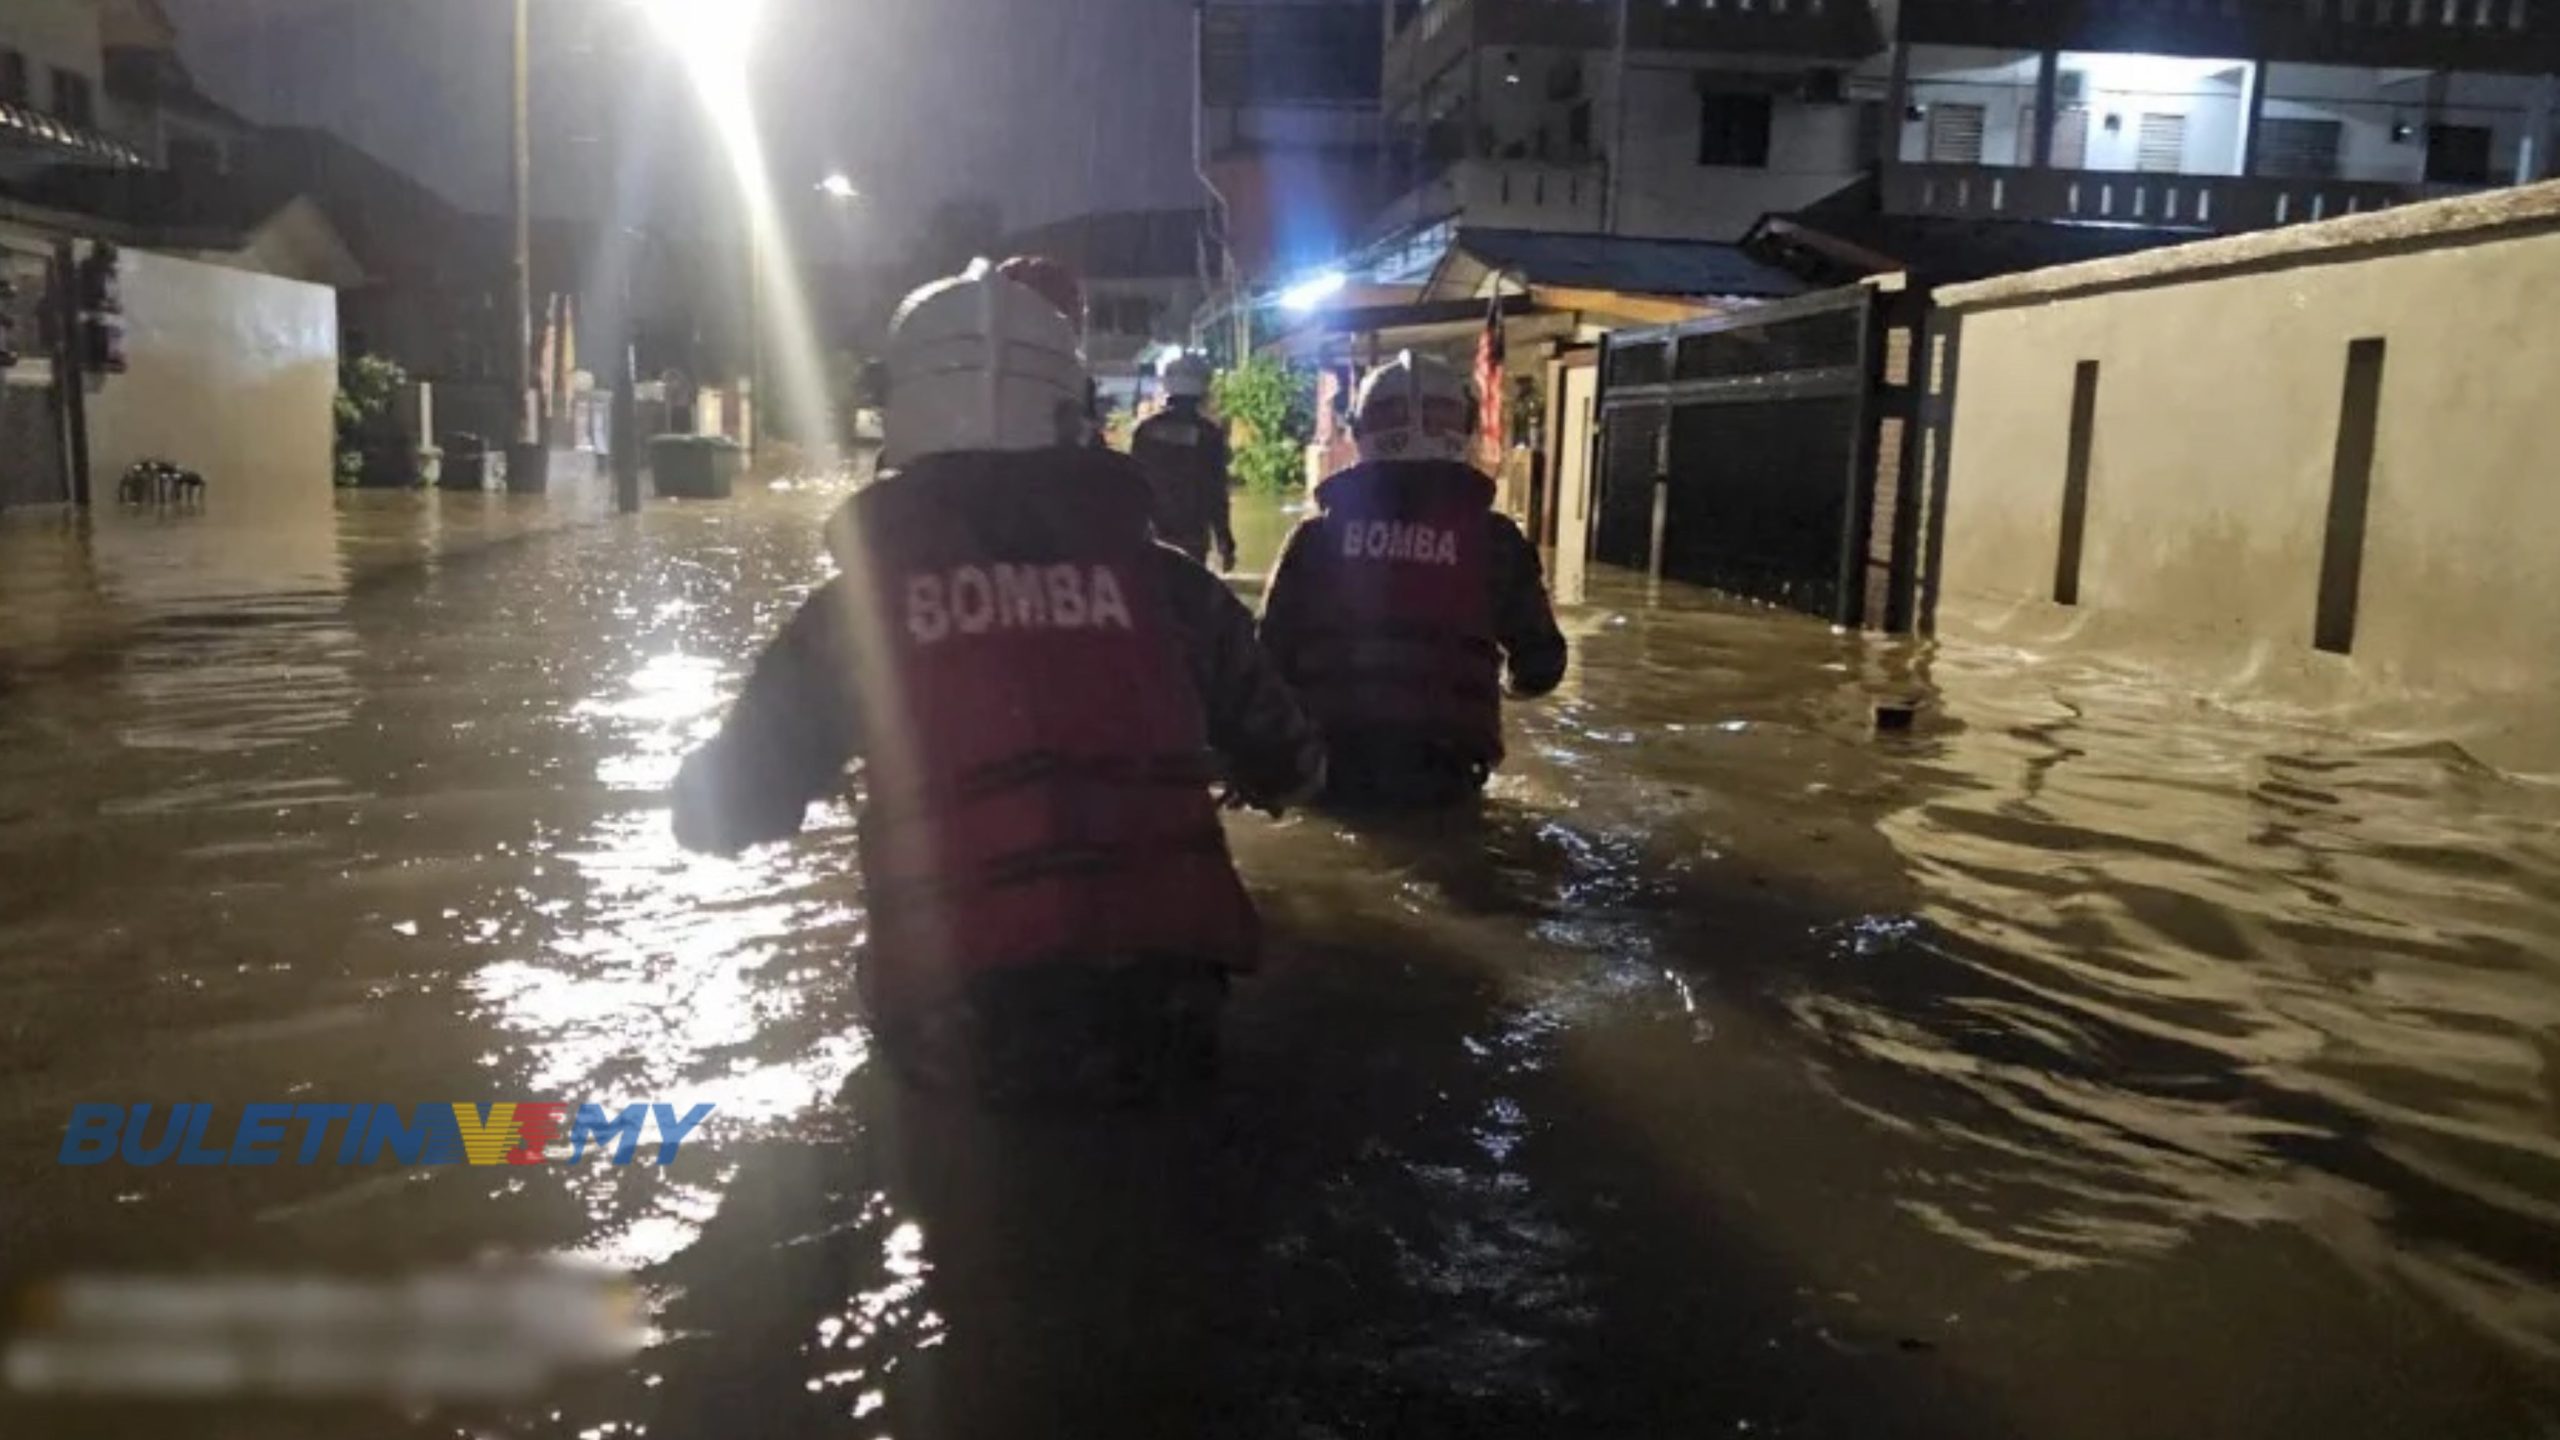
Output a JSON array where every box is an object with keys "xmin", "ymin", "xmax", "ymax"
[{"xmin": 0, "ymin": 478, "xmax": 2554, "ymax": 1437}]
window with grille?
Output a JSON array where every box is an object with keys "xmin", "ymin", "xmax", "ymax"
[
  {"xmin": 1698, "ymin": 92, "xmax": 1774, "ymax": 168},
  {"xmin": 50, "ymin": 68, "xmax": 94, "ymax": 128},
  {"xmin": 1926, "ymin": 103, "xmax": 1986, "ymax": 164},
  {"xmin": 2256, "ymin": 117, "xmax": 2343, "ymax": 179},
  {"xmin": 1547, "ymin": 55, "xmax": 1582, "ymax": 102},
  {"xmin": 2426, "ymin": 124, "xmax": 2494, "ymax": 184},
  {"xmin": 2136, "ymin": 112, "xmax": 2188, "ymax": 172}
]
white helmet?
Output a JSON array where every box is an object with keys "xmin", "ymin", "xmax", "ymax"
[
  {"xmin": 1160, "ymin": 352, "xmax": 1212, "ymax": 402},
  {"xmin": 1352, "ymin": 351, "xmax": 1473, "ymax": 465},
  {"xmin": 880, "ymin": 272, "xmax": 1090, "ymax": 466}
]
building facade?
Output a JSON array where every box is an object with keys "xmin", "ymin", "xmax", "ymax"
[
  {"xmin": 1, "ymin": 0, "xmax": 248, "ymax": 177},
  {"xmin": 1201, "ymin": 0, "xmax": 1389, "ymax": 285},
  {"xmin": 1377, "ymin": 0, "xmax": 1882, "ymax": 244},
  {"xmin": 0, "ymin": 0, "xmax": 150, "ymax": 177},
  {"xmin": 1272, "ymin": 0, "xmax": 2560, "ymax": 289},
  {"xmin": 100, "ymin": 0, "xmax": 256, "ymax": 177},
  {"xmin": 1882, "ymin": 0, "xmax": 2560, "ymax": 233},
  {"xmin": 1001, "ymin": 208, "xmax": 1213, "ymax": 414}
]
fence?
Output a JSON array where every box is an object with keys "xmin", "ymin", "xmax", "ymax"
[{"xmin": 1593, "ymin": 282, "xmax": 1931, "ymax": 628}]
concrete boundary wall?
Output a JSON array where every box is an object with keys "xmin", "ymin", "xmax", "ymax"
[
  {"xmin": 1937, "ymin": 180, "xmax": 2560, "ymax": 309},
  {"xmin": 1928, "ymin": 181, "xmax": 2560, "ymax": 771},
  {"xmin": 86, "ymin": 248, "xmax": 338, "ymax": 510}
]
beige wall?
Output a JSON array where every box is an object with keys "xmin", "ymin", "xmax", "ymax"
[
  {"xmin": 0, "ymin": 0, "xmax": 103, "ymax": 98},
  {"xmin": 1934, "ymin": 198, "xmax": 2560, "ymax": 764},
  {"xmin": 85, "ymin": 248, "xmax": 338, "ymax": 512}
]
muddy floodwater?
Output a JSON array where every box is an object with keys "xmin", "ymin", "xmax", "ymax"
[{"xmin": 3, "ymin": 474, "xmax": 2557, "ymax": 1439}]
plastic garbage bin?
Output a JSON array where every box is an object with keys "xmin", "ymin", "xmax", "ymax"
[
  {"xmin": 650, "ymin": 435, "xmax": 744, "ymax": 500},
  {"xmin": 439, "ymin": 435, "xmax": 495, "ymax": 492}
]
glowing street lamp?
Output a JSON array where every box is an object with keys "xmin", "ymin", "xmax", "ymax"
[
  {"xmin": 632, "ymin": 0, "xmax": 775, "ymax": 458},
  {"xmin": 1278, "ymin": 270, "xmax": 1348, "ymax": 313},
  {"xmin": 816, "ymin": 173, "xmax": 861, "ymax": 202},
  {"xmin": 633, "ymin": 0, "xmax": 766, "ymax": 78}
]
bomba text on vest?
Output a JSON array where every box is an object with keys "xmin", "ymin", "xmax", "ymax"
[
  {"xmin": 907, "ymin": 564, "xmax": 1135, "ymax": 645},
  {"xmin": 1341, "ymin": 520, "xmax": 1461, "ymax": 567}
]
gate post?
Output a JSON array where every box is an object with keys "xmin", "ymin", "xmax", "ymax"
[
  {"xmin": 1646, "ymin": 417, "xmax": 1670, "ymax": 581},
  {"xmin": 1835, "ymin": 285, "xmax": 1885, "ymax": 628},
  {"xmin": 51, "ymin": 239, "xmax": 90, "ymax": 509}
]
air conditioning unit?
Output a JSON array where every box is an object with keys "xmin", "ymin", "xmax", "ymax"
[{"xmin": 2057, "ymin": 70, "xmax": 2090, "ymax": 105}]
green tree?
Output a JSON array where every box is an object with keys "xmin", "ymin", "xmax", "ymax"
[
  {"xmin": 1211, "ymin": 357, "xmax": 1313, "ymax": 495},
  {"xmin": 333, "ymin": 354, "xmax": 409, "ymax": 486}
]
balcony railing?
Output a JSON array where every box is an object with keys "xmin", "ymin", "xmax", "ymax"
[
  {"xmin": 1388, "ymin": 0, "xmax": 1882, "ymax": 98},
  {"xmin": 1475, "ymin": 0, "xmax": 1881, "ymax": 57},
  {"xmin": 1899, "ymin": 0, "xmax": 2560, "ymax": 74},
  {"xmin": 1883, "ymin": 161, "xmax": 2434, "ymax": 232}
]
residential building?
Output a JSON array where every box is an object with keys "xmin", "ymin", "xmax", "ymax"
[
  {"xmin": 1000, "ymin": 208, "xmax": 1212, "ymax": 413},
  {"xmin": 1200, "ymin": 0, "xmax": 1387, "ymax": 285},
  {"xmin": 1880, "ymin": 0, "xmax": 2560, "ymax": 235},
  {"xmin": 99, "ymin": 0, "xmax": 254, "ymax": 175},
  {"xmin": 1277, "ymin": 1, "xmax": 2560, "ymax": 291},
  {"xmin": 1374, "ymin": 0, "xmax": 1884, "ymax": 248},
  {"xmin": 0, "ymin": 0, "xmax": 146, "ymax": 176}
]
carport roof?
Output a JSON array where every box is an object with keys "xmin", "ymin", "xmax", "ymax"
[{"xmin": 1426, "ymin": 228, "xmax": 1812, "ymax": 303}]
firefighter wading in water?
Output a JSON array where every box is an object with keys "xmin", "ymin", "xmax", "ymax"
[
  {"xmin": 1259, "ymin": 352, "xmax": 1568, "ymax": 808},
  {"xmin": 1129, "ymin": 352, "xmax": 1238, "ymax": 570},
  {"xmin": 672, "ymin": 269, "xmax": 1325, "ymax": 1105}
]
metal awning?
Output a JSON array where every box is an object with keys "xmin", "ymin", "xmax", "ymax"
[
  {"xmin": 0, "ymin": 100, "xmax": 148, "ymax": 170},
  {"xmin": 1260, "ymin": 298, "xmax": 1573, "ymax": 362}
]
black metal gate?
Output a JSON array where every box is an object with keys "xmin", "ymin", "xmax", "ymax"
[{"xmin": 1595, "ymin": 283, "xmax": 1929, "ymax": 629}]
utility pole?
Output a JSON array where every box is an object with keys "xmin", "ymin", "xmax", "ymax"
[
  {"xmin": 508, "ymin": 0, "xmax": 546, "ymax": 492},
  {"xmin": 1191, "ymin": 0, "xmax": 1249, "ymax": 366},
  {"xmin": 748, "ymin": 201, "xmax": 765, "ymax": 465},
  {"xmin": 1603, "ymin": 0, "xmax": 1631, "ymax": 235}
]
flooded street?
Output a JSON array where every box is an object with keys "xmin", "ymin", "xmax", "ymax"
[{"xmin": 3, "ymin": 475, "xmax": 2557, "ymax": 1439}]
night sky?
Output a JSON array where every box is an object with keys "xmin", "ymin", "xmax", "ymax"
[{"xmin": 162, "ymin": 0, "xmax": 1206, "ymax": 247}]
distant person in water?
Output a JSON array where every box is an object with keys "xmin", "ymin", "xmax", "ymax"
[
  {"xmin": 1258, "ymin": 352, "xmax": 1566, "ymax": 809},
  {"xmin": 672, "ymin": 270, "xmax": 1324, "ymax": 1106},
  {"xmin": 1129, "ymin": 353, "xmax": 1236, "ymax": 571}
]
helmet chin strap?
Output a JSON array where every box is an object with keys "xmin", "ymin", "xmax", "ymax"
[{"xmin": 981, "ymin": 273, "xmax": 1003, "ymax": 450}]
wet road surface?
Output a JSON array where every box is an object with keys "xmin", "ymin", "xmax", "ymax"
[{"xmin": 2, "ymin": 475, "xmax": 2557, "ymax": 1438}]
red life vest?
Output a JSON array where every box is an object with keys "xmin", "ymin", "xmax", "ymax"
[
  {"xmin": 1285, "ymin": 459, "xmax": 1503, "ymax": 765},
  {"xmin": 835, "ymin": 453, "xmax": 1258, "ymax": 1018}
]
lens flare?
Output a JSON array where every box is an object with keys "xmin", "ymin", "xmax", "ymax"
[{"xmin": 637, "ymin": 0, "xmax": 838, "ymax": 475}]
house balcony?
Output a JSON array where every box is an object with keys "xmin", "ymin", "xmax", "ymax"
[
  {"xmin": 1882, "ymin": 161, "xmax": 2448, "ymax": 232},
  {"xmin": 1387, "ymin": 0, "xmax": 1882, "ymax": 99},
  {"xmin": 1899, "ymin": 0, "xmax": 2560, "ymax": 75},
  {"xmin": 1371, "ymin": 157, "xmax": 1608, "ymax": 238}
]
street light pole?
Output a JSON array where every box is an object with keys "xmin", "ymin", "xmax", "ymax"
[
  {"xmin": 748, "ymin": 195, "xmax": 765, "ymax": 465},
  {"xmin": 508, "ymin": 0, "xmax": 546, "ymax": 490}
]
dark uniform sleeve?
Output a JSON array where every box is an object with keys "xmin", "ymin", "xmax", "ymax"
[
  {"xmin": 1486, "ymin": 514, "xmax": 1568, "ymax": 699},
  {"xmin": 671, "ymin": 578, "xmax": 868, "ymax": 856},
  {"xmin": 1154, "ymin": 547, "xmax": 1325, "ymax": 808},
  {"xmin": 1206, "ymin": 427, "xmax": 1237, "ymax": 560},
  {"xmin": 1254, "ymin": 519, "xmax": 1323, "ymax": 687}
]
